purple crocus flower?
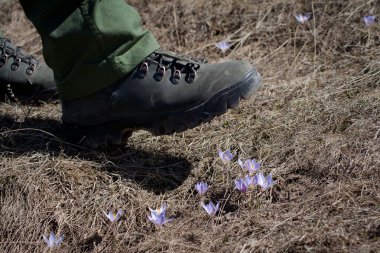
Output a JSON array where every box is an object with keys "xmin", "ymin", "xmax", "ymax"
[
  {"xmin": 104, "ymin": 209, "xmax": 123, "ymax": 223},
  {"xmin": 295, "ymin": 13, "xmax": 312, "ymax": 24},
  {"xmin": 216, "ymin": 41, "xmax": 231, "ymax": 53},
  {"xmin": 255, "ymin": 172, "xmax": 276, "ymax": 190},
  {"xmin": 245, "ymin": 174, "xmax": 255, "ymax": 186},
  {"xmin": 238, "ymin": 158, "xmax": 261, "ymax": 175},
  {"xmin": 43, "ymin": 232, "xmax": 64, "ymax": 248},
  {"xmin": 218, "ymin": 149, "xmax": 235, "ymax": 164},
  {"xmin": 364, "ymin": 15, "xmax": 377, "ymax": 26},
  {"xmin": 148, "ymin": 204, "xmax": 172, "ymax": 226},
  {"xmin": 195, "ymin": 182, "xmax": 209, "ymax": 195},
  {"xmin": 201, "ymin": 201, "xmax": 220, "ymax": 216},
  {"xmin": 235, "ymin": 178, "xmax": 249, "ymax": 193}
]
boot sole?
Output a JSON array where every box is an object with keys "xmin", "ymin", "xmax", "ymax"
[{"xmin": 64, "ymin": 69, "xmax": 262, "ymax": 149}]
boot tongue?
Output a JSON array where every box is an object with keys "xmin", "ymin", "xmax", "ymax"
[{"xmin": 153, "ymin": 49, "xmax": 203, "ymax": 66}]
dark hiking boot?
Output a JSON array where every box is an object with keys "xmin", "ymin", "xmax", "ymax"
[
  {"xmin": 62, "ymin": 49, "xmax": 262, "ymax": 148},
  {"xmin": 0, "ymin": 37, "xmax": 57, "ymax": 103}
]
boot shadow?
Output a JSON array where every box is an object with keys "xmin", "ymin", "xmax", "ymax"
[{"xmin": 0, "ymin": 115, "xmax": 192, "ymax": 194}]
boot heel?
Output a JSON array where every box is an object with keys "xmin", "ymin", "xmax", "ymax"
[{"xmin": 62, "ymin": 122, "xmax": 133, "ymax": 149}]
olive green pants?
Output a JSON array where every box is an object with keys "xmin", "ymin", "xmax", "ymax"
[{"xmin": 19, "ymin": 0, "xmax": 160, "ymax": 100}]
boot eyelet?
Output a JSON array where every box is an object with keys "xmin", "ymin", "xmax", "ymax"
[
  {"xmin": 186, "ymin": 69, "xmax": 197, "ymax": 83},
  {"xmin": 11, "ymin": 58, "xmax": 21, "ymax": 71},
  {"xmin": 139, "ymin": 62, "xmax": 149, "ymax": 79},
  {"xmin": 0, "ymin": 53, "xmax": 8, "ymax": 68},
  {"xmin": 26, "ymin": 63, "xmax": 37, "ymax": 75},
  {"xmin": 172, "ymin": 69, "xmax": 181, "ymax": 84},
  {"xmin": 155, "ymin": 65, "xmax": 166, "ymax": 82}
]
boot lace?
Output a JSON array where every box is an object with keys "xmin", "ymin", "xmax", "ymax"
[
  {"xmin": 0, "ymin": 38, "xmax": 40, "ymax": 102},
  {"xmin": 138, "ymin": 49, "xmax": 208, "ymax": 84},
  {"xmin": 0, "ymin": 38, "xmax": 39, "ymax": 75}
]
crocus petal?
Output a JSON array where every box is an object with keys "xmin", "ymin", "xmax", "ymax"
[
  {"xmin": 56, "ymin": 235, "xmax": 64, "ymax": 246},
  {"xmin": 364, "ymin": 15, "xmax": 377, "ymax": 26},
  {"xmin": 245, "ymin": 175, "xmax": 254, "ymax": 186},
  {"xmin": 215, "ymin": 202, "xmax": 220, "ymax": 213},
  {"xmin": 235, "ymin": 178, "xmax": 248, "ymax": 193},
  {"xmin": 251, "ymin": 160, "xmax": 261, "ymax": 171},
  {"xmin": 255, "ymin": 173, "xmax": 266, "ymax": 187},
  {"xmin": 238, "ymin": 158, "xmax": 244, "ymax": 168},
  {"xmin": 49, "ymin": 232, "xmax": 55, "ymax": 246},
  {"xmin": 201, "ymin": 202, "xmax": 211, "ymax": 215},
  {"xmin": 235, "ymin": 179, "xmax": 241, "ymax": 189},
  {"xmin": 163, "ymin": 217, "xmax": 174, "ymax": 224},
  {"xmin": 218, "ymin": 150, "xmax": 224, "ymax": 160},
  {"xmin": 115, "ymin": 210, "xmax": 123, "ymax": 221},
  {"xmin": 148, "ymin": 215, "xmax": 155, "ymax": 224},
  {"xmin": 104, "ymin": 211, "xmax": 113, "ymax": 222},
  {"xmin": 225, "ymin": 150, "xmax": 234, "ymax": 160},
  {"xmin": 43, "ymin": 235, "xmax": 49, "ymax": 246}
]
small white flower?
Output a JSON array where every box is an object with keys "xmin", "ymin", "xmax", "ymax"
[
  {"xmin": 295, "ymin": 13, "xmax": 312, "ymax": 24},
  {"xmin": 215, "ymin": 41, "xmax": 231, "ymax": 53},
  {"xmin": 238, "ymin": 159, "xmax": 261, "ymax": 175},
  {"xmin": 195, "ymin": 182, "xmax": 209, "ymax": 195},
  {"xmin": 218, "ymin": 149, "xmax": 235, "ymax": 164},
  {"xmin": 104, "ymin": 209, "xmax": 123, "ymax": 223},
  {"xmin": 148, "ymin": 204, "xmax": 172, "ymax": 226},
  {"xmin": 201, "ymin": 201, "xmax": 220, "ymax": 216},
  {"xmin": 43, "ymin": 232, "xmax": 64, "ymax": 248},
  {"xmin": 255, "ymin": 173, "xmax": 276, "ymax": 190}
]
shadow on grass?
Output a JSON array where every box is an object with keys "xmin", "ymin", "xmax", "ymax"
[{"xmin": 0, "ymin": 115, "xmax": 192, "ymax": 194}]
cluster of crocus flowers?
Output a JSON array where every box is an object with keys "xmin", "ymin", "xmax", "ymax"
[
  {"xmin": 238, "ymin": 158, "xmax": 261, "ymax": 175},
  {"xmin": 195, "ymin": 182, "xmax": 220, "ymax": 216},
  {"xmin": 235, "ymin": 157, "xmax": 276, "ymax": 193},
  {"xmin": 148, "ymin": 204, "xmax": 172, "ymax": 226},
  {"xmin": 43, "ymin": 232, "xmax": 64, "ymax": 248}
]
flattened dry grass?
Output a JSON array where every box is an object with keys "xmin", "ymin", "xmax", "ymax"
[{"xmin": 1, "ymin": 0, "xmax": 379, "ymax": 252}]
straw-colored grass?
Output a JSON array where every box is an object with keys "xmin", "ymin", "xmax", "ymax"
[{"xmin": 1, "ymin": 0, "xmax": 379, "ymax": 252}]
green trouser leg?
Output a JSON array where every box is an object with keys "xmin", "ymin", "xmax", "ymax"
[{"xmin": 19, "ymin": 0, "xmax": 160, "ymax": 100}]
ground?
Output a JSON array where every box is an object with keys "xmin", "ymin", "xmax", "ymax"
[{"xmin": 0, "ymin": 0, "xmax": 379, "ymax": 252}]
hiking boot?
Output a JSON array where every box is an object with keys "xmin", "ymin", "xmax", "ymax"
[
  {"xmin": 62, "ymin": 50, "xmax": 262, "ymax": 148},
  {"xmin": 0, "ymin": 37, "xmax": 57, "ymax": 102}
]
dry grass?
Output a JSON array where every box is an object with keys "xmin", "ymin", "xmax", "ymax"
[{"xmin": 1, "ymin": 0, "xmax": 380, "ymax": 252}]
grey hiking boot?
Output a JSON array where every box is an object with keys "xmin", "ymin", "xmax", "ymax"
[
  {"xmin": 62, "ymin": 49, "xmax": 262, "ymax": 148},
  {"xmin": 0, "ymin": 37, "xmax": 57, "ymax": 102}
]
